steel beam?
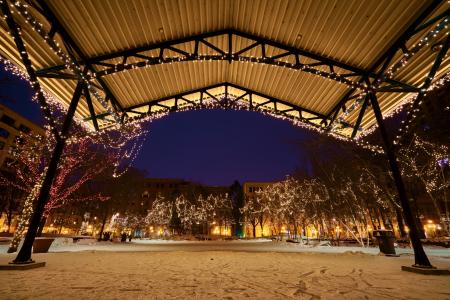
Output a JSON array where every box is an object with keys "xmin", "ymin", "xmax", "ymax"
[
  {"xmin": 351, "ymin": 95, "xmax": 369, "ymax": 139},
  {"xmin": 394, "ymin": 32, "xmax": 450, "ymax": 147},
  {"xmin": 369, "ymin": 92, "xmax": 432, "ymax": 268},
  {"xmin": 13, "ymin": 80, "xmax": 84, "ymax": 264},
  {"xmin": 124, "ymin": 82, "xmax": 225, "ymax": 111},
  {"xmin": 371, "ymin": 0, "xmax": 444, "ymax": 73},
  {"xmin": 84, "ymin": 85, "xmax": 99, "ymax": 131},
  {"xmin": 36, "ymin": 29, "xmax": 412, "ymax": 91},
  {"xmin": 226, "ymin": 82, "xmax": 328, "ymax": 122},
  {"xmin": 84, "ymin": 82, "xmax": 333, "ymax": 129},
  {"xmin": 327, "ymin": 0, "xmax": 443, "ymax": 129},
  {"xmin": 1, "ymin": 0, "xmax": 60, "ymax": 140},
  {"xmin": 34, "ymin": 0, "xmax": 123, "ymax": 113}
]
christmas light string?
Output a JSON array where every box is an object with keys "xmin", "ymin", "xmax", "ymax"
[
  {"xmin": 399, "ymin": 135, "xmax": 449, "ymax": 232},
  {"xmin": 4, "ymin": 123, "xmax": 138, "ymax": 251},
  {"xmin": 0, "ymin": 8, "xmax": 154, "ymax": 170},
  {"xmin": 330, "ymin": 11, "xmax": 450, "ymax": 134},
  {"xmin": 1, "ymin": 52, "xmax": 152, "ymax": 177},
  {"xmin": 111, "ymin": 129, "xmax": 148, "ymax": 178},
  {"xmin": 3, "ymin": 0, "xmax": 448, "ymax": 240},
  {"xmin": 0, "ymin": 0, "xmax": 405, "ymax": 246},
  {"xmin": 95, "ymin": 54, "xmax": 368, "ymax": 91},
  {"xmin": 86, "ymin": 50, "xmax": 371, "ymax": 134},
  {"xmin": 0, "ymin": 63, "xmax": 148, "ymax": 184},
  {"xmin": 93, "ymin": 10, "xmax": 448, "ymax": 138},
  {"xmin": 5, "ymin": 0, "xmax": 377, "ymax": 134},
  {"xmin": 0, "ymin": 55, "xmax": 90, "ymax": 131},
  {"xmin": 358, "ymin": 70, "xmax": 450, "ymax": 141},
  {"xmin": 1, "ymin": 36, "xmax": 381, "ymax": 158},
  {"xmin": 390, "ymin": 71, "xmax": 450, "ymax": 147},
  {"xmin": 11, "ymin": 0, "xmax": 450, "ymax": 156},
  {"xmin": 5, "ymin": 0, "xmax": 448, "ymax": 142},
  {"xmin": 329, "ymin": 92, "xmax": 367, "ymax": 132},
  {"xmin": 7, "ymin": 169, "xmax": 45, "ymax": 252},
  {"xmin": 384, "ymin": 16, "xmax": 450, "ymax": 81},
  {"xmin": 123, "ymin": 92, "xmax": 384, "ymax": 154},
  {"xmin": 7, "ymin": 0, "xmax": 120, "ymax": 123}
]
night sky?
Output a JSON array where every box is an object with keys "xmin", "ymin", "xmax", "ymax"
[
  {"xmin": 0, "ymin": 66, "xmax": 312, "ymax": 186},
  {"xmin": 136, "ymin": 109, "xmax": 312, "ymax": 185}
]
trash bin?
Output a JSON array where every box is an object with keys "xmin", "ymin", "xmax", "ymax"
[{"xmin": 373, "ymin": 230, "xmax": 396, "ymax": 255}]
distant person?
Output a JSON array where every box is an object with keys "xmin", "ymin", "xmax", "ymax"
[{"xmin": 121, "ymin": 233, "xmax": 127, "ymax": 242}]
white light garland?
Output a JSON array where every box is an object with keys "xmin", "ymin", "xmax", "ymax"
[
  {"xmin": 0, "ymin": 55, "xmax": 91, "ymax": 131},
  {"xmin": 384, "ymin": 16, "xmax": 450, "ymax": 80},
  {"xmin": 358, "ymin": 70, "xmax": 450, "ymax": 142},
  {"xmin": 2, "ymin": 0, "xmax": 405, "ymax": 155},
  {"xmin": 94, "ymin": 54, "xmax": 368, "ymax": 91},
  {"xmin": 7, "ymin": 170, "xmax": 46, "ymax": 253},
  {"xmin": 9, "ymin": 0, "xmax": 121, "ymax": 123},
  {"xmin": 123, "ymin": 92, "xmax": 384, "ymax": 154},
  {"xmin": 331, "ymin": 11, "xmax": 450, "ymax": 135},
  {"xmin": 7, "ymin": 0, "xmax": 448, "ymax": 141}
]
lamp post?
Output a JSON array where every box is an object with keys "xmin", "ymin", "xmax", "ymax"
[{"xmin": 437, "ymin": 157, "xmax": 449, "ymax": 233}]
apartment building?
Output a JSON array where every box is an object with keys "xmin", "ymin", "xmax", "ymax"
[{"xmin": 0, "ymin": 103, "xmax": 45, "ymax": 170}]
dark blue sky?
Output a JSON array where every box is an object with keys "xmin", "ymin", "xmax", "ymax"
[
  {"xmin": 0, "ymin": 65, "xmax": 43, "ymax": 124},
  {"xmin": 136, "ymin": 109, "xmax": 311, "ymax": 185},
  {"xmin": 1, "ymin": 65, "xmax": 312, "ymax": 186}
]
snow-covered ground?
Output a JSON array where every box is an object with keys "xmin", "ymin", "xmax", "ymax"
[
  {"xmin": 1, "ymin": 240, "xmax": 449, "ymax": 299},
  {"xmin": 2, "ymin": 238, "xmax": 450, "ymax": 257}
]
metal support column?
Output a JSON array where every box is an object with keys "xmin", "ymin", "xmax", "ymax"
[
  {"xmin": 13, "ymin": 81, "xmax": 83, "ymax": 263},
  {"xmin": 0, "ymin": 0, "xmax": 60, "ymax": 140},
  {"xmin": 368, "ymin": 92, "xmax": 432, "ymax": 268},
  {"xmin": 84, "ymin": 85, "xmax": 99, "ymax": 131}
]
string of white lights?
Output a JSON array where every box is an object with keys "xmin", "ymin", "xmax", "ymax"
[
  {"xmin": 124, "ymin": 93, "xmax": 384, "ymax": 154},
  {"xmin": 9, "ymin": 0, "xmax": 120, "ymax": 123},
  {"xmin": 358, "ymin": 70, "xmax": 450, "ymax": 142},
  {"xmin": 0, "ymin": 55, "xmax": 90, "ymax": 130},
  {"xmin": 331, "ymin": 11, "xmax": 450, "ymax": 134}
]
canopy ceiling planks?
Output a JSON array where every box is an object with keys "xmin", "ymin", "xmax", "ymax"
[{"xmin": 0, "ymin": 0, "xmax": 449, "ymax": 137}]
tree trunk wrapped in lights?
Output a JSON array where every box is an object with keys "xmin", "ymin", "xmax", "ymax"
[
  {"xmin": 1, "ymin": 128, "xmax": 118, "ymax": 253},
  {"xmin": 7, "ymin": 175, "xmax": 44, "ymax": 253}
]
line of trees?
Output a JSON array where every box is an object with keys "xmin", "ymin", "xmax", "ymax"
[
  {"xmin": 115, "ymin": 192, "xmax": 235, "ymax": 237},
  {"xmin": 0, "ymin": 119, "xmax": 146, "ymax": 251}
]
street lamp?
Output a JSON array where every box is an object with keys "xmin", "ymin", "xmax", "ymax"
[{"xmin": 437, "ymin": 157, "xmax": 449, "ymax": 233}]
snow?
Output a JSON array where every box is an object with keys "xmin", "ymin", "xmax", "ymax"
[
  {"xmin": 0, "ymin": 240, "xmax": 449, "ymax": 299},
  {"xmin": 49, "ymin": 240, "xmax": 450, "ymax": 258},
  {"xmin": 2, "ymin": 238, "xmax": 450, "ymax": 257}
]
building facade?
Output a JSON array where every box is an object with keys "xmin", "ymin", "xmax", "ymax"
[
  {"xmin": 242, "ymin": 181, "xmax": 277, "ymax": 238},
  {"xmin": 142, "ymin": 178, "xmax": 230, "ymax": 204},
  {"xmin": 0, "ymin": 104, "xmax": 45, "ymax": 232},
  {"xmin": 0, "ymin": 103, "xmax": 45, "ymax": 169}
]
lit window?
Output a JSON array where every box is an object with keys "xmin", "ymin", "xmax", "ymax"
[
  {"xmin": 0, "ymin": 115, "xmax": 15, "ymax": 127},
  {"xmin": 0, "ymin": 128, "xmax": 10, "ymax": 138}
]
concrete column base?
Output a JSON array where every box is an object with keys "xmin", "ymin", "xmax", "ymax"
[
  {"xmin": 402, "ymin": 265, "xmax": 450, "ymax": 275},
  {"xmin": 0, "ymin": 261, "xmax": 46, "ymax": 270}
]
